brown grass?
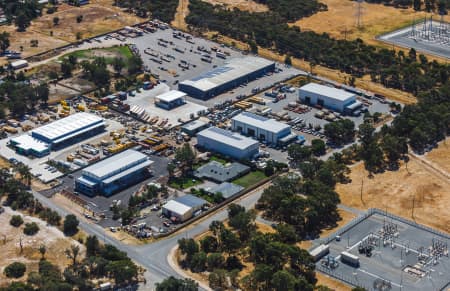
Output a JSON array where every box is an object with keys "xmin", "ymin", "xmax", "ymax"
[
  {"xmin": 316, "ymin": 272, "xmax": 352, "ymax": 291},
  {"xmin": 336, "ymin": 158, "xmax": 450, "ymax": 233},
  {"xmin": 293, "ymin": 0, "xmax": 449, "ymax": 63},
  {"xmin": 0, "ymin": 0, "xmax": 141, "ymax": 61},
  {"xmin": 425, "ymin": 138, "xmax": 450, "ymax": 173},
  {"xmin": 172, "ymin": 0, "xmax": 190, "ymax": 31},
  {"xmin": 0, "ymin": 208, "xmax": 84, "ymax": 286},
  {"xmin": 204, "ymin": 0, "xmax": 268, "ymax": 12}
]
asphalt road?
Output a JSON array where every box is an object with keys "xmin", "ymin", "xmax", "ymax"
[{"xmin": 31, "ymin": 183, "xmax": 268, "ymax": 290}]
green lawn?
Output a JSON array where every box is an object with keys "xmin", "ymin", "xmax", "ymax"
[
  {"xmin": 60, "ymin": 46, "xmax": 134, "ymax": 65},
  {"xmin": 210, "ymin": 156, "xmax": 228, "ymax": 165},
  {"xmin": 168, "ymin": 176, "xmax": 203, "ymax": 190},
  {"xmin": 232, "ymin": 170, "xmax": 267, "ymax": 188}
]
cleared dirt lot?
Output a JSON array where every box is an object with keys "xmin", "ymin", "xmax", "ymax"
[
  {"xmin": 336, "ymin": 157, "xmax": 450, "ymax": 234},
  {"xmin": 0, "ymin": 207, "xmax": 84, "ymax": 285},
  {"xmin": 0, "ymin": 0, "xmax": 141, "ymax": 60}
]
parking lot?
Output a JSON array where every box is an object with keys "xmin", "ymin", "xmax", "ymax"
[
  {"xmin": 315, "ymin": 210, "xmax": 450, "ymax": 291},
  {"xmin": 123, "ymin": 83, "xmax": 208, "ymax": 127},
  {"xmin": 41, "ymin": 154, "xmax": 169, "ymax": 227},
  {"xmin": 130, "ymin": 28, "xmax": 302, "ymax": 108}
]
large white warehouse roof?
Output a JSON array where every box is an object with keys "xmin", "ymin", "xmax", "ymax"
[
  {"xmin": 31, "ymin": 112, "xmax": 104, "ymax": 142},
  {"xmin": 232, "ymin": 112, "xmax": 290, "ymax": 133},
  {"xmin": 299, "ymin": 83, "xmax": 355, "ymax": 101},
  {"xmin": 82, "ymin": 149, "xmax": 153, "ymax": 182},
  {"xmin": 180, "ymin": 57, "xmax": 274, "ymax": 92},
  {"xmin": 156, "ymin": 90, "xmax": 186, "ymax": 102},
  {"xmin": 198, "ymin": 127, "xmax": 258, "ymax": 150}
]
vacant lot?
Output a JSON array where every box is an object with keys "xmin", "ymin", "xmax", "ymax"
[
  {"xmin": 1, "ymin": 0, "xmax": 141, "ymax": 60},
  {"xmin": 0, "ymin": 207, "xmax": 84, "ymax": 285},
  {"xmin": 295, "ymin": 0, "xmax": 428, "ymax": 45},
  {"xmin": 336, "ymin": 157, "xmax": 450, "ymax": 233},
  {"xmin": 425, "ymin": 138, "xmax": 450, "ymax": 173}
]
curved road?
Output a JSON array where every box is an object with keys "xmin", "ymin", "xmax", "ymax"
[{"xmin": 31, "ymin": 184, "xmax": 267, "ymax": 290}]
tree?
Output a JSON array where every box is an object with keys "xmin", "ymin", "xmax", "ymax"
[
  {"xmin": 285, "ymin": 55, "xmax": 292, "ymax": 66},
  {"xmin": 288, "ymin": 144, "xmax": 311, "ymax": 164},
  {"xmin": 63, "ymin": 214, "xmax": 79, "ymax": 236},
  {"xmin": 275, "ymin": 223, "xmax": 298, "ymax": 244},
  {"xmin": 209, "ymin": 268, "xmax": 228, "ymax": 290},
  {"xmin": 39, "ymin": 244, "xmax": 46, "ymax": 260},
  {"xmin": 4, "ymin": 262, "xmax": 26, "ymax": 278},
  {"xmin": 15, "ymin": 13, "xmax": 30, "ymax": 32},
  {"xmin": 271, "ymin": 270, "xmax": 298, "ymax": 291},
  {"xmin": 225, "ymin": 255, "xmax": 243, "ymax": 271},
  {"xmin": 207, "ymin": 252, "xmax": 224, "ymax": 271},
  {"xmin": 106, "ymin": 259, "xmax": 138, "ymax": 284},
  {"xmin": 190, "ymin": 251, "xmax": 207, "ymax": 272},
  {"xmin": 0, "ymin": 32, "xmax": 10, "ymax": 53},
  {"xmin": 10, "ymin": 215, "xmax": 24, "ymax": 227},
  {"xmin": 311, "ymin": 139, "xmax": 326, "ymax": 156},
  {"xmin": 85, "ymin": 235, "xmax": 101, "ymax": 256},
  {"xmin": 65, "ymin": 244, "xmax": 80, "ymax": 266},
  {"xmin": 61, "ymin": 59, "xmax": 75, "ymax": 78},
  {"xmin": 178, "ymin": 238, "xmax": 199, "ymax": 262},
  {"xmin": 201, "ymin": 235, "xmax": 218, "ymax": 253},
  {"xmin": 53, "ymin": 17, "xmax": 59, "ymax": 26},
  {"xmin": 127, "ymin": 55, "xmax": 143, "ymax": 74},
  {"xmin": 16, "ymin": 164, "xmax": 32, "ymax": 186},
  {"xmin": 112, "ymin": 57, "xmax": 125, "ymax": 76},
  {"xmin": 175, "ymin": 143, "xmax": 196, "ymax": 174},
  {"xmin": 23, "ymin": 222, "xmax": 39, "ymax": 235},
  {"xmin": 248, "ymin": 40, "xmax": 258, "ymax": 54},
  {"xmin": 156, "ymin": 276, "xmax": 198, "ymax": 291},
  {"xmin": 76, "ymin": 15, "xmax": 83, "ymax": 23}
]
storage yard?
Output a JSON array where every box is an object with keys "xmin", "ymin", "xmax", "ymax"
[
  {"xmin": 130, "ymin": 26, "xmax": 300, "ymax": 107},
  {"xmin": 312, "ymin": 210, "xmax": 450, "ymax": 291}
]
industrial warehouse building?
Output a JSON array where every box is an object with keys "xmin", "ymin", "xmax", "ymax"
[
  {"xmin": 195, "ymin": 161, "xmax": 250, "ymax": 183},
  {"xmin": 181, "ymin": 119, "xmax": 208, "ymax": 136},
  {"xmin": 178, "ymin": 57, "xmax": 275, "ymax": 100},
  {"xmin": 9, "ymin": 112, "xmax": 105, "ymax": 157},
  {"xmin": 75, "ymin": 149, "xmax": 153, "ymax": 197},
  {"xmin": 231, "ymin": 112, "xmax": 291, "ymax": 145},
  {"xmin": 162, "ymin": 194, "xmax": 207, "ymax": 222},
  {"xmin": 298, "ymin": 83, "xmax": 362, "ymax": 113},
  {"xmin": 154, "ymin": 90, "xmax": 186, "ymax": 110},
  {"xmin": 197, "ymin": 127, "xmax": 259, "ymax": 160}
]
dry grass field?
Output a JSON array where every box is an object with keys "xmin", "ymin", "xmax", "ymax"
[
  {"xmin": 336, "ymin": 154, "xmax": 450, "ymax": 233},
  {"xmin": 0, "ymin": 0, "xmax": 141, "ymax": 60},
  {"xmin": 425, "ymin": 138, "xmax": 450, "ymax": 173},
  {"xmin": 0, "ymin": 207, "xmax": 84, "ymax": 285}
]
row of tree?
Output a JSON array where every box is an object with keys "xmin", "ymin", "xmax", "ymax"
[
  {"xmin": 364, "ymin": 0, "xmax": 447, "ymax": 14},
  {"xmin": 0, "ymin": 0, "xmax": 43, "ymax": 31},
  {"xmin": 114, "ymin": 0, "xmax": 180, "ymax": 22},
  {"xmin": 0, "ymin": 74, "xmax": 49, "ymax": 117},
  {"xmin": 178, "ymin": 203, "xmax": 323, "ymax": 290},
  {"xmin": 185, "ymin": 0, "xmax": 448, "ymax": 97},
  {"xmin": 254, "ymin": 0, "xmax": 327, "ymax": 22}
]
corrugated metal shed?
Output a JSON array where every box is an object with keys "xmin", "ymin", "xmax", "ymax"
[
  {"xmin": 299, "ymin": 83, "xmax": 355, "ymax": 102},
  {"xmin": 232, "ymin": 112, "xmax": 290, "ymax": 134}
]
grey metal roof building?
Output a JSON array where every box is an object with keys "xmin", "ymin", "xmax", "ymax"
[
  {"xmin": 197, "ymin": 127, "xmax": 259, "ymax": 160},
  {"xmin": 31, "ymin": 112, "xmax": 105, "ymax": 149},
  {"xmin": 231, "ymin": 112, "xmax": 291, "ymax": 145},
  {"xmin": 179, "ymin": 57, "xmax": 275, "ymax": 100},
  {"xmin": 195, "ymin": 161, "xmax": 250, "ymax": 183},
  {"xmin": 162, "ymin": 194, "xmax": 207, "ymax": 222},
  {"xmin": 75, "ymin": 149, "xmax": 153, "ymax": 197},
  {"xmin": 181, "ymin": 120, "xmax": 208, "ymax": 136},
  {"xmin": 298, "ymin": 83, "xmax": 362, "ymax": 113},
  {"xmin": 208, "ymin": 182, "xmax": 244, "ymax": 199}
]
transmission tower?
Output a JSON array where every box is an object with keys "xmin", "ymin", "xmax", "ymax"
[{"xmin": 355, "ymin": 0, "xmax": 364, "ymax": 28}]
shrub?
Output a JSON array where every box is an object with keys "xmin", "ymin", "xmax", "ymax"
[
  {"xmin": 4, "ymin": 262, "xmax": 26, "ymax": 278},
  {"xmin": 23, "ymin": 222, "xmax": 39, "ymax": 235},
  {"xmin": 10, "ymin": 215, "xmax": 24, "ymax": 227}
]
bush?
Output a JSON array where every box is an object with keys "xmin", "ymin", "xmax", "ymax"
[
  {"xmin": 23, "ymin": 222, "xmax": 39, "ymax": 235},
  {"xmin": 4, "ymin": 262, "xmax": 26, "ymax": 278},
  {"xmin": 10, "ymin": 215, "xmax": 24, "ymax": 227},
  {"xmin": 63, "ymin": 214, "xmax": 79, "ymax": 236}
]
